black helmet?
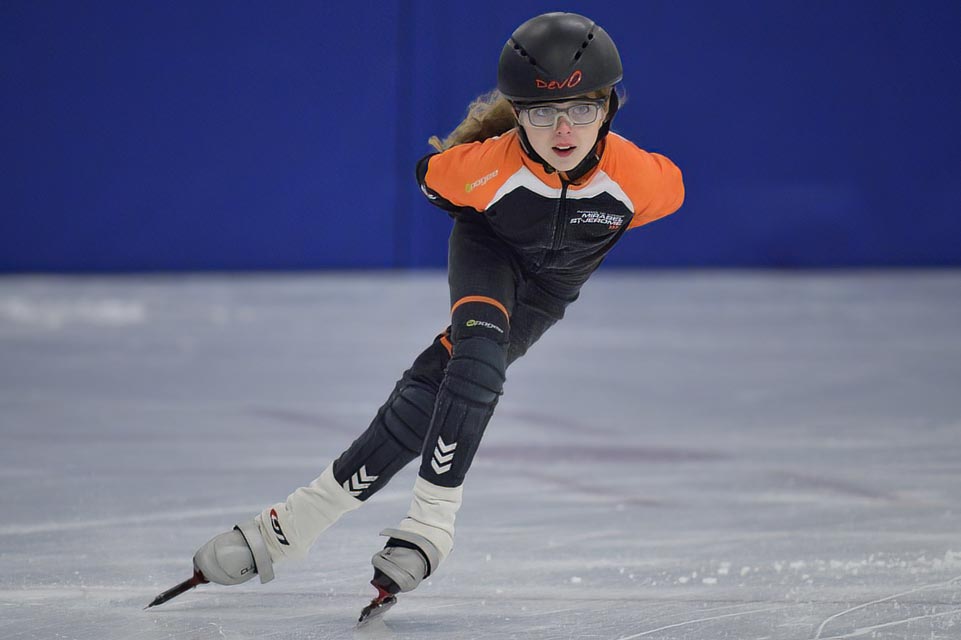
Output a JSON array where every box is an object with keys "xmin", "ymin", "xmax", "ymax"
[{"xmin": 497, "ymin": 12, "xmax": 623, "ymax": 103}]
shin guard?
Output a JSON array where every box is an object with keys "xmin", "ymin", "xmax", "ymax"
[{"xmin": 420, "ymin": 336, "xmax": 507, "ymax": 488}]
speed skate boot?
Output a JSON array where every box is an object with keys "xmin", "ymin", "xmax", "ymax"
[
  {"xmin": 193, "ymin": 520, "xmax": 275, "ymax": 586},
  {"xmin": 359, "ymin": 530, "xmax": 441, "ymax": 624},
  {"xmin": 372, "ymin": 530, "xmax": 441, "ymax": 593},
  {"xmin": 358, "ymin": 477, "xmax": 461, "ymax": 624},
  {"xmin": 145, "ymin": 520, "xmax": 275, "ymax": 609}
]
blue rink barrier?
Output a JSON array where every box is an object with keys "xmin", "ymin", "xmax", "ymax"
[{"xmin": 2, "ymin": 1, "xmax": 959, "ymax": 270}]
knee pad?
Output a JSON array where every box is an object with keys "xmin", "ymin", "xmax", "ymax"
[
  {"xmin": 444, "ymin": 337, "xmax": 507, "ymax": 406},
  {"xmin": 381, "ymin": 379, "xmax": 437, "ymax": 453},
  {"xmin": 333, "ymin": 380, "xmax": 433, "ymax": 499},
  {"xmin": 333, "ymin": 337, "xmax": 450, "ymax": 500},
  {"xmin": 382, "ymin": 334, "xmax": 451, "ymax": 450},
  {"xmin": 446, "ymin": 298, "xmax": 509, "ymax": 404}
]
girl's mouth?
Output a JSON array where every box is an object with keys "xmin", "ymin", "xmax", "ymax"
[{"xmin": 552, "ymin": 145, "xmax": 576, "ymax": 158}]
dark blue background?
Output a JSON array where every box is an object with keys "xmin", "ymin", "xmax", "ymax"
[{"xmin": 2, "ymin": 1, "xmax": 959, "ymax": 271}]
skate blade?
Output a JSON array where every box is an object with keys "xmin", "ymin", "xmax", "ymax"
[
  {"xmin": 145, "ymin": 568, "xmax": 208, "ymax": 609},
  {"xmin": 356, "ymin": 595, "xmax": 397, "ymax": 627}
]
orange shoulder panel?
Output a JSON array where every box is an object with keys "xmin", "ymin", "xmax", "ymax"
[
  {"xmin": 603, "ymin": 134, "xmax": 685, "ymax": 230},
  {"xmin": 423, "ymin": 131, "xmax": 525, "ymax": 212}
]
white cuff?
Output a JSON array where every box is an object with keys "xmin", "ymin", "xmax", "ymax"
[
  {"xmin": 257, "ymin": 463, "xmax": 363, "ymax": 564},
  {"xmin": 394, "ymin": 476, "xmax": 464, "ymax": 563}
]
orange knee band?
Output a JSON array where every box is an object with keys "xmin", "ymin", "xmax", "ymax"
[{"xmin": 450, "ymin": 296, "xmax": 510, "ymax": 324}]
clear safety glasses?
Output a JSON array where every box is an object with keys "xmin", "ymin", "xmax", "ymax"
[{"xmin": 518, "ymin": 99, "xmax": 607, "ymax": 128}]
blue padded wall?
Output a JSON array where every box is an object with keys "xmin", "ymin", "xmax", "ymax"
[{"xmin": 2, "ymin": 1, "xmax": 959, "ymax": 270}]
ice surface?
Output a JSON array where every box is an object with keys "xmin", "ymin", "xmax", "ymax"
[{"xmin": 1, "ymin": 271, "xmax": 960, "ymax": 639}]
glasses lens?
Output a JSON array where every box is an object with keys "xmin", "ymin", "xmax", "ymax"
[
  {"xmin": 525, "ymin": 103, "xmax": 600, "ymax": 127},
  {"xmin": 568, "ymin": 103, "xmax": 598, "ymax": 124},
  {"xmin": 528, "ymin": 107, "xmax": 557, "ymax": 127}
]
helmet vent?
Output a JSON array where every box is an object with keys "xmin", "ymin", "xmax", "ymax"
[
  {"xmin": 575, "ymin": 34, "xmax": 593, "ymax": 62},
  {"xmin": 514, "ymin": 43, "xmax": 537, "ymax": 66}
]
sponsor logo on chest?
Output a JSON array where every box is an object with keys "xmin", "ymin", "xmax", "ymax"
[{"xmin": 569, "ymin": 210, "xmax": 625, "ymax": 230}]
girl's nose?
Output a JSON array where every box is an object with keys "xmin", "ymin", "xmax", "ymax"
[{"xmin": 554, "ymin": 116, "xmax": 574, "ymax": 134}]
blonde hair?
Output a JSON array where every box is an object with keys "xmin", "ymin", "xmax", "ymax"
[
  {"xmin": 429, "ymin": 87, "xmax": 616, "ymax": 152},
  {"xmin": 428, "ymin": 90, "xmax": 516, "ymax": 152}
]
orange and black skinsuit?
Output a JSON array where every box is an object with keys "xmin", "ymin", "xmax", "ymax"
[{"xmin": 333, "ymin": 128, "xmax": 684, "ymax": 502}]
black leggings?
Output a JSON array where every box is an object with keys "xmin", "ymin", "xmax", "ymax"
[{"xmin": 333, "ymin": 218, "xmax": 581, "ymax": 497}]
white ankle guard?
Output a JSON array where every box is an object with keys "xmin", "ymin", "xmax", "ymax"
[
  {"xmin": 391, "ymin": 476, "xmax": 464, "ymax": 565},
  {"xmin": 257, "ymin": 463, "xmax": 363, "ymax": 563}
]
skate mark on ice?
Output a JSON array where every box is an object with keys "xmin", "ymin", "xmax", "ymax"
[
  {"xmin": 498, "ymin": 408, "xmax": 623, "ymax": 437},
  {"xmin": 410, "ymin": 600, "xmax": 480, "ymax": 614},
  {"xmin": 615, "ymin": 604, "xmax": 791, "ymax": 639},
  {"xmin": 620, "ymin": 600, "xmax": 788, "ymax": 635},
  {"xmin": 3, "ymin": 617, "xmax": 84, "ymax": 640},
  {"xmin": 770, "ymin": 470, "xmax": 900, "ymax": 503},
  {"xmin": 816, "ymin": 608, "xmax": 961, "ymax": 639},
  {"xmin": 246, "ymin": 406, "xmax": 358, "ymax": 434},
  {"xmin": 813, "ymin": 573, "xmax": 961, "ymax": 638},
  {"xmin": 0, "ymin": 504, "xmax": 264, "ymax": 536},
  {"xmin": 507, "ymin": 468, "xmax": 665, "ymax": 507},
  {"xmin": 0, "ymin": 585, "xmax": 201, "ymax": 601},
  {"xmin": 525, "ymin": 606, "xmax": 579, "ymax": 617},
  {"xmin": 480, "ymin": 443, "xmax": 725, "ymax": 464}
]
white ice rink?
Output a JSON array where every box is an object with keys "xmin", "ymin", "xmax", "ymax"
[{"xmin": 1, "ymin": 271, "xmax": 960, "ymax": 639}]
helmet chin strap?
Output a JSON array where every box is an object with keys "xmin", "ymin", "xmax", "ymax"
[
  {"xmin": 515, "ymin": 91, "xmax": 620, "ymax": 182},
  {"xmin": 597, "ymin": 90, "xmax": 619, "ymax": 139}
]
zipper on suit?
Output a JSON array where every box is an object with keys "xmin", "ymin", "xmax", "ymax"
[
  {"xmin": 539, "ymin": 179, "xmax": 569, "ymax": 271},
  {"xmin": 551, "ymin": 178, "xmax": 570, "ymax": 251}
]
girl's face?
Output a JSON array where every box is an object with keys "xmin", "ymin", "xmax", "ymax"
[{"xmin": 517, "ymin": 98, "xmax": 608, "ymax": 172}]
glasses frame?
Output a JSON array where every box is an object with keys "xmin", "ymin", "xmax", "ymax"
[{"xmin": 516, "ymin": 99, "xmax": 608, "ymax": 129}]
